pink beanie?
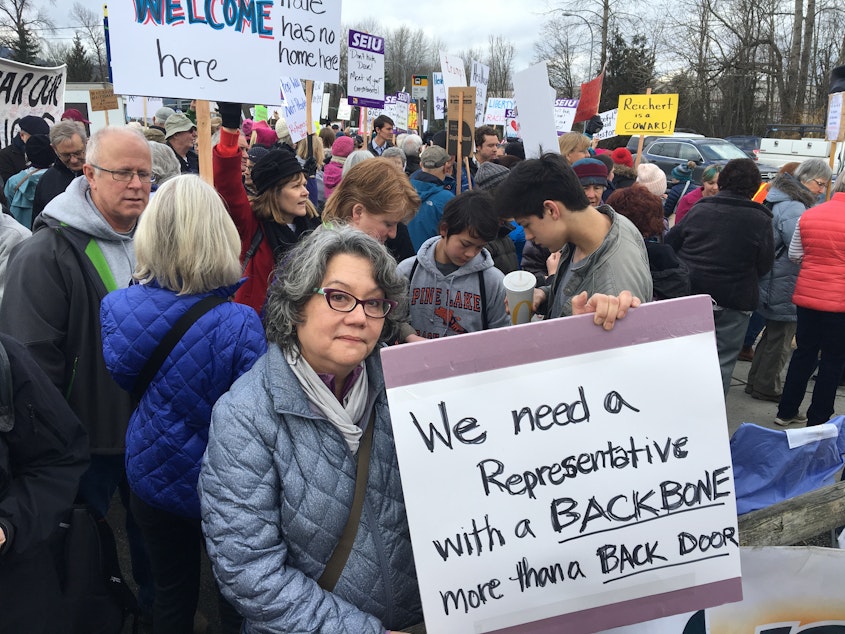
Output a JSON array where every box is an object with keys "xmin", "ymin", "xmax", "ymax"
[
  {"xmin": 251, "ymin": 120, "xmax": 277, "ymax": 147},
  {"xmin": 331, "ymin": 135, "xmax": 354, "ymax": 159}
]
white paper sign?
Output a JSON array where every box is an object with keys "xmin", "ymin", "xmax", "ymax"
[
  {"xmin": 595, "ymin": 108, "xmax": 619, "ymax": 141},
  {"xmin": 0, "ymin": 59, "xmax": 65, "ymax": 148},
  {"xmin": 123, "ymin": 95, "xmax": 163, "ymax": 122},
  {"xmin": 336, "ymin": 97, "xmax": 352, "ymax": 121},
  {"xmin": 382, "ymin": 296, "xmax": 741, "ymax": 633},
  {"xmin": 347, "ymin": 29, "xmax": 385, "ymax": 109},
  {"xmin": 279, "ymin": 77, "xmax": 308, "ymax": 144},
  {"xmin": 513, "ymin": 62, "xmax": 560, "ymax": 158},
  {"xmin": 484, "ymin": 98, "xmax": 514, "ymax": 126},
  {"xmin": 827, "ymin": 92, "xmax": 843, "ymax": 142},
  {"xmin": 471, "ymin": 60, "xmax": 490, "ymax": 128},
  {"xmin": 310, "ymin": 80, "xmax": 324, "ymax": 131},
  {"xmin": 433, "ymin": 72, "xmax": 446, "ymax": 120},
  {"xmin": 440, "ymin": 52, "xmax": 468, "ymax": 89},
  {"xmin": 554, "ymin": 98, "xmax": 579, "ymax": 133},
  {"xmin": 321, "ymin": 92, "xmax": 330, "ymax": 120},
  {"xmin": 393, "ymin": 92, "xmax": 410, "ymax": 132},
  {"xmin": 107, "ymin": 0, "xmax": 341, "ymax": 104}
]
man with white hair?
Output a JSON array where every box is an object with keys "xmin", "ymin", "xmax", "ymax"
[
  {"xmin": 402, "ymin": 134, "xmax": 423, "ymax": 176},
  {"xmin": 31, "ymin": 120, "xmax": 88, "ymax": 223}
]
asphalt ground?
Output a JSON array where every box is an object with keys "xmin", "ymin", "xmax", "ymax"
[{"xmin": 111, "ymin": 348, "xmax": 845, "ymax": 633}]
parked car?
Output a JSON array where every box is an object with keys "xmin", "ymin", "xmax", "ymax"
[
  {"xmin": 638, "ymin": 137, "xmax": 779, "ymax": 184},
  {"xmin": 725, "ymin": 135, "xmax": 761, "ymax": 160}
]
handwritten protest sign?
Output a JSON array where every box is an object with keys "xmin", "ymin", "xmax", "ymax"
[
  {"xmin": 485, "ymin": 98, "xmax": 514, "ymax": 126},
  {"xmin": 826, "ymin": 92, "xmax": 844, "ymax": 142},
  {"xmin": 382, "ymin": 296, "xmax": 742, "ymax": 633},
  {"xmin": 447, "ymin": 87, "xmax": 475, "ymax": 158},
  {"xmin": 595, "ymin": 108, "xmax": 619, "ymax": 141},
  {"xmin": 347, "ymin": 29, "xmax": 384, "ymax": 109},
  {"xmin": 393, "ymin": 92, "xmax": 410, "ymax": 132},
  {"xmin": 336, "ymin": 97, "xmax": 352, "ymax": 121},
  {"xmin": 440, "ymin": 52, "xmax": 468, "ymax": 89},
  {"xmin": 279, "ymin": 77, "xmax": 308, "ymax": 143},
  {"xmin": 471, "ymin": 60, "xmax": 490, "ymax": 128},
  {"xmin": 124, "ymin": 95, "xmax": 163, "ymax": 122},
  {"xmin": 554, "ymin": 98, "xmax": 579, "ymax": 134},
  {"xmin": 615, "ymin": 93, "xmax": 679, "ymax": 136},
  {"xmin": 0, "ymin": 58, "xmax": 65, "ymax": 148},
  {"xmin": 107, "ymin": 0, "xmax": 341, "ymax": 104},
  {"xmin": 310, "ymin": 81, "xmax": 324, "ymax": 131},
  {"xmin": 513, "ymin": 62, "xmax": 558, "ymax": 158},
  {"xmin": 433, "ymin": 72, "xmax": 446, "ymax": 120}
]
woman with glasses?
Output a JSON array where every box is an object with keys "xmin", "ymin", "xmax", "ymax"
[
  {"xmin": 199, "ymin": 225, "xmax": 423, "ymax": 634},
  {"xmin": 101, "ymin": 175, "xmax": 266, "ymax": 633}
]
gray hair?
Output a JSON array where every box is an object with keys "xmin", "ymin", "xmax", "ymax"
[
  {"xmin": 149, "ymin": 141, "xmax": 181, "ymax": 185},
  {"xmin": 49, "ymin": 120, "xmax": 87, "ymax": 146},
  {"xmin": 86, "ymin": 126, "xmax": 148, "ymax": 167},
  {"xmin": 834, "ymin": 170, "xmax": 845, "ymax": 193},
  {"xmin": 382, "ymin": 146, "xmax": 406, "ymax": 168},
  {"xmin": 342, "ymin": 149, "xmax": 373, "ymax": 177},
  {"xmin": 794, "ymin": 158, "xmax": 833, "ymax": 184},
  {"xmin": 263, "ymin": 224, "xmax": 409, "ymax": 353},
  {"xmin": 402, "ymin": 134, "xmax": 423, "ymax": 157}
]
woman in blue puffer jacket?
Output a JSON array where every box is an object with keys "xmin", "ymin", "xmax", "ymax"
[{"xmin": 101, "ymin": 175, "xmax": 267, "ymax": 633}]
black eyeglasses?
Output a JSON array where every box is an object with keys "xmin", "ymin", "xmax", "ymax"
[
  {"xmin": 314, "ymin": 288, "xmax": 396, "ymax": 318},
  {"xmin": 57, "ymin": 150, "xmax": 85, "ymax": 162},
  {"xmin": 90, "ymin": 163, "xmax": 156, "ymax": 183},
  {"xmin": 812, "ymin": 179, "xmax": 829, "ymax": 189}
]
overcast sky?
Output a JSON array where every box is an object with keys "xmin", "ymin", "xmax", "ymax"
[{"xmin": 55, "ymin": 0, "xmax": 552, "ymax": 73}]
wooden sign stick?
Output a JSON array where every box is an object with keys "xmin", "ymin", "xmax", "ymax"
[{"xmin": 195, "ymin": 99, "xmax": 213, "ymax": 186}]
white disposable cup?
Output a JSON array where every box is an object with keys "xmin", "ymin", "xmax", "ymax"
[{"xmin": 503, "ymin": 270, "xmax": 535, "ymax": 325}]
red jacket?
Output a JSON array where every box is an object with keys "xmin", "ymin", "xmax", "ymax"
[
  {"xmin": 792, "ymin": 192, "xmax": 845, "ymax": 312},
  {"xmin": 213, "ymin": 130, "xmax": 272, "ymax": 313}
]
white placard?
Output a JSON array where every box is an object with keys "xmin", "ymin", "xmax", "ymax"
[
  {"xmin": 595, "ymin": 108, "xmax": 619, "ymax": 141},
  {"xmin": 347, "ymin": 29, "xmax": 384, "ymax": 109},
  {"xmin": 433, "ymin": 72, "xmax": 446, "ymax": 120},
  {"xmin": 279, "ymin": 77, "xmax": 308, "ymax": 144},
  {"xmin": 554, "ymin": 98, "xmax": 579, "ymax": 133},
  {"xmin": 471, "ymin": 60, "xmax": 490, "ymax": 128},
  {"xmin": 0, "ymin": 59, "xmax": 65, "ymax": 148},
  {"xmin": 513, "ymin": 62, "xmax": 560, "ymax": 158},
  {"xmin": 123, "ymin": 95, "xmax": 163, "ymax": 122},
  {"xmin": 336, "ymin": 97, "xmax": 351, "ymax": 121},
  {"xmin": 826, "ymin": 92, "xmax": 843, "ymax": 142},
  {"xmin": 382, "ymin": 297, "xmax": 741, "ymax": 633},
  {"xmin": 484, "ymin": 98, "xmax": 514, "ymax": 126},
  {"xmin": 107, "ymin": 0, "xmax": 341, "ymax": 104},
  {"xmin": 310, "ymin": 80, "xmax": 324, "ymax": 131},
  {"xmin": 393, "ymin": 92, "xmax": 410, "ymax": 132},
  {"xmin": 321, "ymin": 92, "xmax": 330, "ymax": 120},
  {"xmin": 440, "ymin": 52, "xmax": 468, "ymax": 89}
]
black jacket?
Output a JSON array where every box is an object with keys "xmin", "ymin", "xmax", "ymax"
[
  {"xmin": 0, "ymin": 334, "xmax": 88, "ymax": 557},
  {"xmin": 167, "ymin": 142, "xmax": 200, "ymax": 174},
  {"xmin": 665, "ymin": 191, "xmax": 774, "ymax": 310},
  {"xmin": 31, "ymin": 160, "xmax": 80, "ymax": 226}
]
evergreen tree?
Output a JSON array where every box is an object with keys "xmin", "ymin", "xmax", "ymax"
[
  {"xmin": 65, "ymin": 34, "xmax": 93, "ymax": 82},
  {"xmin": 600, "ymin": 30, "xmax": 656, "ymax": 112}
]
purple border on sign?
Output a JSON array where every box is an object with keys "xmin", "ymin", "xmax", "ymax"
[
  {"xmin": 348, "ymin": 29, "xmax": 385, "ymax": 109},
  {"xmin": 489, "ymin": 577, "xmax": 741, "ymax": 634},
  {"xmin": 382, "ymin": 295, "xmax": 715, "ymax": 389}
]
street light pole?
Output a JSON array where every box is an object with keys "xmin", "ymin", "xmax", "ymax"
[{"xmin": 562, "ymin": 12, "xmax": 595, "ymax": 79}]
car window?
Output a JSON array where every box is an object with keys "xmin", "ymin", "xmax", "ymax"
[
  {"xmin": 648, "ymin": 142, "xmax": 678, "ymax": 158},
  {"xmin": 699, "ymin": 141, "xmax": 749, "ymax": 161},
  {"xmin": 677, "ymin": 143, "xmax": 703, "ymax": 162}
]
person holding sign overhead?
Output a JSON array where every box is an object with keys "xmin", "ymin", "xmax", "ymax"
[
  {"xmin": 213, "ymin": 102, "xmax": 320, "ymax": 313},
  {"xmin": 199, "ymin": 225, "xmax": 423, "ymax": 634}
]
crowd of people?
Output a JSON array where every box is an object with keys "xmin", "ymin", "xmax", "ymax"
[{"xmin": 0, "ymin": 100, "xmax": 842, "ymax": 633}]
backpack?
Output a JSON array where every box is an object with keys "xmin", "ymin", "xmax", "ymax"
[{"xmin": 59, "ymin": 505, "xmax": 140, "ymax": 634}]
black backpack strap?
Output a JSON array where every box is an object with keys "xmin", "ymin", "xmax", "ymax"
[
  {"xmin": 408, "ymin": 257, "xmax": 419, "ymax": 284},
  {"xmin": 242, "ymin": 227, "xmax": 264, "ymax": 274},
  {"xmin": 131, "ymin": 296, "xmax": 227, "ymax": 402},
  {"xmin": 478, "ymin": 270, "xmax": 488, "ymax": 330}
]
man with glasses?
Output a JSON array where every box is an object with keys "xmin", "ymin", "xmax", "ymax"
[
  {"xmin": 0, "ymin": 126, "xmax": 155, "ymax": 616},
  {"xmin": 31, "ymin": 120, "xmax": 88, "ymax": 224}
]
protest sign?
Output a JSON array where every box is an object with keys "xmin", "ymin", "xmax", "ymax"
[
  {"xmin": 409, "ymin": 102, "xmax": 418, "ymax": 134},
  {"xmin": 254, "ymin": 105, "xmax": 269, "ymax": 122},
  {"xmin": 279, "ymin": 77, "xmax": 308, "ymax": 143},
  {"xmin": 382, "ymin": 295, "xmax": 742, "ymax": 633},
  {"xmin": 484, "ymin": 98, "xmax": 514, "ymax": 126},
  {"xmin": 321, "ymin": 92, "xmax": 330, "ymax": 120},
  {"xmin": 433, "ymin": 72, "xmax": 446, "ymax": 120},
  {"xmin": 393, "ymin": 92, "xmax": 410, "ymax": 132},
  {"xmin": 505, "ymin": 109, "xmax": 520, "ymax": 139},
  {"xmin": 573, "ymin": 70, "xmax": 605, "ymax": 123},
  {"xmin": 826, "ymin": 92, "xmax": 844, "ymax": 142},
  {"xmin": 0, "ymin": 58, "xmax": 65, "ymax": 148},
  {"xmin": 347, "ymin": 29, "xmax": 384, "ymax": 109},
  {"xmin": 594, "ymin": 108, "xmax": 619, "ymax": 141},
  {"xmin": 513, "ymin": 63, "xmax": 558, "ymax": 158},
  {"xmin": 89, "ymin": 87, "xmax": 118, "ymax": 112},
  {"xmin": 107, "ymin": 0, "xmax": 341, "ymax": 104},
  {"xmin": 440, "ymin": 52, "xmax": 468, "ymax": 89},
  {"xmin": 337, "ymin": 97, "xmax": 352, "ymax": 121},
  {"xmin": 471, "ymin": 60, "xmax": 490, "ymax": 128},
  {"xmin": 309, "ymin": 80, "xmax": 324, "ymax": 130},
  {"xmin": 447, "ymin": 87, "xmax": 475, "ymax": 158},
  {"xmin": 554, "ymin": 98, "xmax": 579, "ymax": 134},
  {"xmin": 615, "ymin": 94, "xmax": 679, "ymax": 136},
  {"xmin": 124, "ymin": 95, "xmax": 163, "ymax": 122}
]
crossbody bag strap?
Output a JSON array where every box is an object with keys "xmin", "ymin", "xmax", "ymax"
[
  {"xmin": 131, "ymin": 295, "xmax": 227, "ymax": 402},
  {"xmin": 317, "ymin": 408, "xmax": 376, "ymax": 592}
]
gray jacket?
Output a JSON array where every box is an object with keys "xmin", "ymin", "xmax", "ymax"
[
  {"xmin": 758, "ymin": 174, "xmax": 816, "ymax": 321},
  {"xmin": 199, "ymin": 345, "xmax": 422, "ymax": 633},
  {"xmin": 545, "ymin": 205, "xmax": 653, "ymax": 318}
]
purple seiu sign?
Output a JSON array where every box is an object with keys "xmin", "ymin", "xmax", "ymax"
[{"xmin": 347, "ymin": 29, "xmax": 385, "ymax": 109}]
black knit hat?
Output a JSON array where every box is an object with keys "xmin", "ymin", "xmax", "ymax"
[
  {"xmin": 25, "ymin": 134, "xmax": 56, "ymax": 169},
  {"xmin": 251, "ymin": 147, "xmax": 304, "ymax": 194},
  {"xmin": 18, "ymin": 115, "xmax": 49, "ymax": 136}
]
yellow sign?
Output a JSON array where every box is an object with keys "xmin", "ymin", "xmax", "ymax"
[
  {"xmin": 408, "ymin": 102, "xmax": 418, "ymax": 132},
  {"xmin": 614, "ymin": 93, "xmax": 679, "ymax": 136}
]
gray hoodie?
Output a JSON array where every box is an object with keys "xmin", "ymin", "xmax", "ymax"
[
  {"xmin": 41, "ymin": 176, "xmax": 137, "ymax": 290},
  {"xmin": 397, "ymin": 236, "xmax": 509, "ymax": 338}
]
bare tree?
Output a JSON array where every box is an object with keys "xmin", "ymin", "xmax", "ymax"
[
  {"xmin": 533, "ymin": 16, "xmax": 578, "ymax": 98},
  {"xmin": 70, "ymin": 2, "xmax": 106, "ymax": 81},
  {"xmin": 486, "ymin": 34, "xmax": 514, "ymax": 97},
  {"xmin": 0, "ymin": 0, "xmax": 54, "ymax": 63}
]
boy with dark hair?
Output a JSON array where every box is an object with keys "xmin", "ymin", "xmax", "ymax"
[
  {"xmin": 495, "ymin": 152, "xmax": 652, "ymax": 320},
  {"xmin": 397, "ymin": 190, "xmax": 509, "ymax": 338},
  {"xmin": 368, "ymin": 114, "xmax": 395, "ymax": 156}
]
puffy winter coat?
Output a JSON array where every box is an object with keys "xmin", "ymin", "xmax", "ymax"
[
  {"xmin": 101, "ymin": 281, "xmax": 266, "ymax": 518},
  {"xmin": 757, "ymin": 174, "xmax": 816, "ymax": 321},
  {"xmin": 199, "ymin": 346, "xmax": 422, "ymax": 633},
  {"xmin": 791, "ymin": 192, "xmax": 845, "ymax": 313},
  {"xmin": 407, "ymin": 172, "xmax": 454, "ymax": 250}
]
